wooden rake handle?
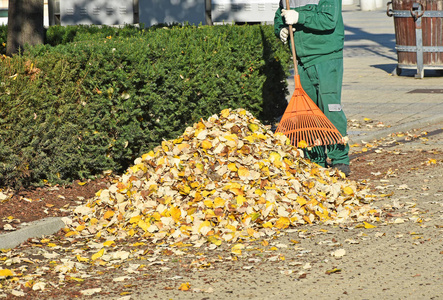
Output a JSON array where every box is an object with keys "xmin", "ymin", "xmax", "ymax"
[{"xmin": 285, "ymin": 0, "xmax": 298, "ymax": 76}]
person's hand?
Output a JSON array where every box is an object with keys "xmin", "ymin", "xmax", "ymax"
[
  {"xmin": 279, "ymin": 27, "xmax": 295, "ymax": 44},
  {"xmin": 281, "ymin": 9, "xmax": 299, "ymax": 25}
]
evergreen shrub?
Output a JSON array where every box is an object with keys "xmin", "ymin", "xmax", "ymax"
[
  {"xmin": 0, "ymin": 24, "xmax": 291, "ymax": 188},
  {"xmin": 0, "ymin": 25, "xmax": 6, "ymax": 55}
]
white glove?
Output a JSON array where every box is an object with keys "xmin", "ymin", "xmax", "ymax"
[
  {"xmin": 279, "ymin": 27, "xmax": 295, "ymax": 44},
  {"xmin": 281, "ymin": 9, "xmax": 299, "ymax": 25}
]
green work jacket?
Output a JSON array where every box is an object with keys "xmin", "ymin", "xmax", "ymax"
[{"xmin": 274, "ymin": 0, "xmax": 345, "ymax": 67}]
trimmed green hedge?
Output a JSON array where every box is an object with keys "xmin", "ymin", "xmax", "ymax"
[
  {"xmin": 0, "ymin": 24, "xmax": 291, "ymax": 188},
  {"xmin": 0, "ymin": 25, "xmax": 6, "ymax": 55}
]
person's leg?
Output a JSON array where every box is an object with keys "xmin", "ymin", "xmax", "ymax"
[
  {"xmin": 314, "ymin": 58, "xmax": 350, "ymax": 167},
  {"xmin": 296, "ymin": 64, "xmax": 328, "ymax": 167}
]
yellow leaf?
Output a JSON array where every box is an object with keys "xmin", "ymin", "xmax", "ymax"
[
  {"xmin": 275, "ymin": 217, "xmax": 290, "ymax": 229},
  {"xmin": 343, "ymin": 186, "xmax": 354, "ymax": 195},
  {"xmin": 326, "ymin": 268, "xmax": 342, "ymax": 275},
  {"xmin": 129, "ymin": 215, "xmax": 142, "ymax": 224},
  {"xmin": 224, "ymin": 134, "xmax": 238, "ymax": 142},
  {"xmin": 236, "ymin": 195, "xmax": 246, "ymax": 206},
  {"xmin": 198, "ymin": 221, "xmax": 211, "ymax": 233},
  {"xmin": 213, "ymin": 197, "xmax": 225, "ymax": 208},
  {"xmin": 178, "ymin": 184, "xmax": 191, "ymax": 195},
  {"xmin": 177, "ymin": 143, "xmax": 190, "ymax": 152},
  {"xmin": 221, "ymin": 109, "xmax": 230, "ymax": 118},
  {"xmin": 297, "ymin": 140, "xmax": 308, "ymax": 148},
  {"xmin": 303, "ymin": 215, "xmax": 312, "ymax": 224},
  {"xmin": 141, "ymin": 151, "xmax": 155, "ymax": 161},
  {"xmin": 103, "ymin": 210, "xmax": 115, "ymax": 220},
  {"xmin": 161, "ymin": 141, "xmax": 170, "ymax": 152},
  {"xmin": 244, "ymin": 135, "xmax": 256, "ymax": 143},
  {"xmin": 228, "ymin": 163, "xmax": 238, "ymax": 172},
  {"xmin": 296, "ymin": 196, "xmax": 307, "ymax": 206},
  {"xmin": 269, "ymin": 151, "xmax": 281, "ymax": 162},
  {"xmin": 131, "ymin": 242, "xmax": 146, "ymax": 247},
  {"xmin": 249, "ymin": 212, "xmax": 260, "ymax": 222},
  {"xmin": 262, "ymin": 240, "xmax": 269, "ymax": 246},
  {"xmin": 203, "ymin": 199, "xmax": 213, "ymax": 208},
  {"xmin": 69, "ymin": 276, "xmax": 85, "ymax": 282},
  {"xmin": 76, "ymin": 255, "xmax": 89, "ymax": 262},
  {"xmin": 248, "ymin": 123, "xmax": 260, "ymax": 132},
  {"xmin": 207, "ymin": 236, "xmax": 222, "ymax": 246},
  {"xmin": 262, "ymin": 221, "xmax": 273, "ymax": 228},
  {"xmin": 76, "ymin": 225, "xmax": 85, "ymax": 232},
  {"xmin": 91, "ymin": 248, "xmax": 105, "ymax": 261},
  {"xmin": 170, "ymin": 206, "xmax": 181, "ymax": 221},
  {"xmin": 65, "ymin": 231, "xmax": 79, "ymax": 237},
  {"xmin": 0, "ymin": 269, "xmax": 13, "ymax": 278},
  {"xmin": 226, "ymin": 224, "xmax": 236, "ymax": 232},
  {"xmin": 103, "ymin": 240, "xmax": 115, "ymax": 247},
  {"xmin": 427, "ymin": 158, "xmax": 437, "ymax": 165},
  {"xmin": 238, "ymin": 166, "xmax": 250, "ymax": 179},
  {"xmin": 173, "ymin": 137, "xmax": 184, "ymax": 144},
  {"xmin": 364, "ymin": 222, "xmax": 376, "ymax": 229},
  {"xmin": 138, "ymin": 220, "xmax": 149, "ymax": 232},
  {"xmin": 231, "ymin": 243, "xmax": 244, "ymax": 255},
  {"xmin": 152, "ymin": 212, "xmax": 161, "ymax": 221},
  {"xmin": 77, "ymin": 181, "xmax": 87, "ymax": 186},
  {"xmin": 178, "ymin": 282, "xmax": 191, "ymax": 291},
  {"xmin": 201, "ymin": 140, "xmax": 212, "ymax": 150},
  {"xmin": 247, "ymin": 228, "xmax": 256, "ymax": 236}
]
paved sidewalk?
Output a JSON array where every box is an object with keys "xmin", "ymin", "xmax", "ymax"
[{"xmin": 286, "ymin": 4, "xmax": 443, "ymax": 144}]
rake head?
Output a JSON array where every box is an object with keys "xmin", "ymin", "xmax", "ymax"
[{"xmin": 275, "ymin": 75, "xmax": 344, "ymax": 148}]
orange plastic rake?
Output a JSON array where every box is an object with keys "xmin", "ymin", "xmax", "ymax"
[{"xmin": 275, "ymin": 0, "xmax": 344, "ymax": 147}]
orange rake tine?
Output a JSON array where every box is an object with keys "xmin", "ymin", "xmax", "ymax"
[{"xmin": 276, "ymin": 75, "xmax": 344, "ymax": 147}]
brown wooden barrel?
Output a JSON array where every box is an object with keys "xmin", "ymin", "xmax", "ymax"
[{"xmin": 389, "ymin": 0, "xmax": 443, "ymax": 70}]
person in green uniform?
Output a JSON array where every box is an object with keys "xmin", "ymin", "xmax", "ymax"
[{"xmin": 274, "ymin": 0, "xmax": 350, "ymax": 176}]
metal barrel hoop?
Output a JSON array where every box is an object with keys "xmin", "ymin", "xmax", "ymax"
[
  {"xmin": 387, "ymin": 1, "xmax": 394, "ymax": 17},
  {"xmin": 410, "ymin": 2, "xmax": 424, "ymax": 20}
]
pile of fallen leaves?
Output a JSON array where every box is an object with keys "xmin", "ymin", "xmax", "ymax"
[
  {"xmin": 0, "ymin": 108, "xmax": 383, "ymax": 297},
  {"xmin": 65, "ymin": 108, "xmax": 378, "ymax": 248}
]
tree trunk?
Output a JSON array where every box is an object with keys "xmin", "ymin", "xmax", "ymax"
[{"xmin": 6, "ymin": 0, "xmax": 44, "ymax": 56}]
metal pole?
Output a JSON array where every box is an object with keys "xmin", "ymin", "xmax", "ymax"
[
  {"xmin": 133, "ymin": 0, "xmax": 139, "ymax": 24},
  {"xmin": 205, "ymin": 0, "xmax": 212, "ymax": 25},
  {"xmin": 412, "ymin": 2, "xmax": 424, "ymax": 79}
]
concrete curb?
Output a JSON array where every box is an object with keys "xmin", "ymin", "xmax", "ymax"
[
  {"xmin": 0, "ymin": 217, "xmax": 65, "ymax": 250},
  {"xmin": 348, "ymin": 114, "xmax": 443, "ymax": 144}
]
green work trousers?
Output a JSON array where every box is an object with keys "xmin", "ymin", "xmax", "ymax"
[{"xmin": 297, "ymin": 58, "xmax": 350, "ymax": 167}]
